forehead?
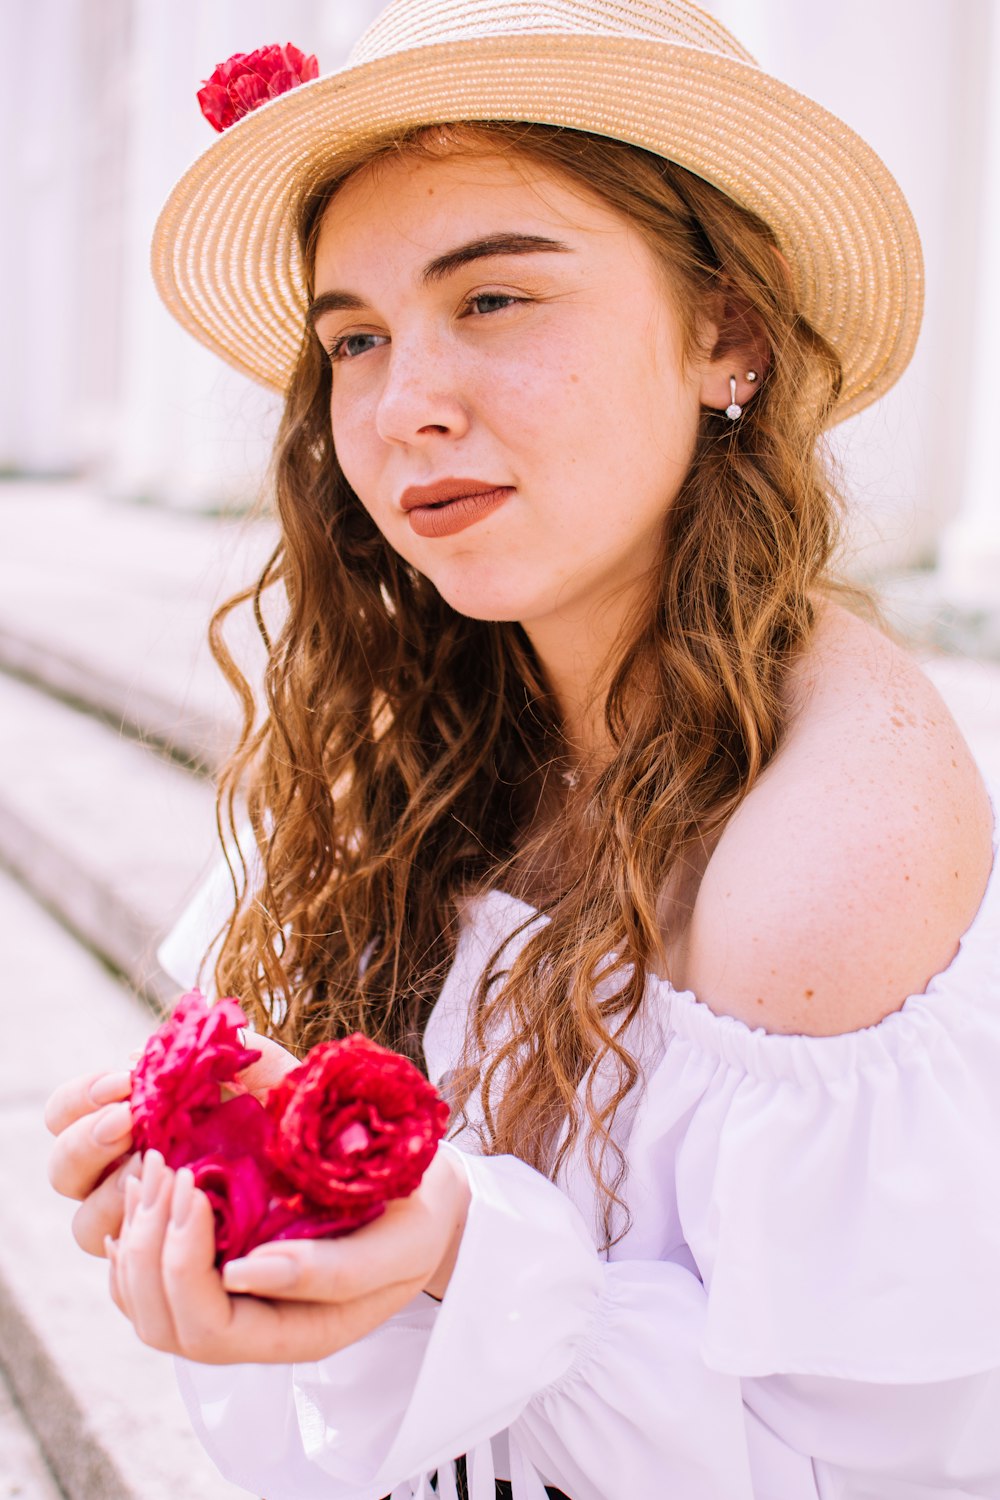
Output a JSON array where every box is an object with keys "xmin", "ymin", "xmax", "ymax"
[{"xmin": 313, "ymin": 148, "xmax": 633, "ymax": 272}]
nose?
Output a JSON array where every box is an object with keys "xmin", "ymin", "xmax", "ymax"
[{"xmin": 374, "ymin": 333, "xmax": 471, "ymax": 447}]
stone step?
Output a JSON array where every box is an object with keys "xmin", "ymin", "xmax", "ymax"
[
  {"xmin": 0, "ymin": 671, "xmax": 218, "ymax": 1007},
  {"xmin": 0, "ymin": 868, "xmax": 245, "ymax": 1500},
  {"xmin": 0, "ymin": 480, "xmax": 276, "ymax": 772},
  {"xmin": 0, "ymin": 1366, "xmax": 66, "ymax": 1499}
]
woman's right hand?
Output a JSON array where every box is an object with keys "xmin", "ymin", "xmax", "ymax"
[
  {"xmin": 45, "ymin": 1068, "xmax": 138, "ymax": 1257},
  {"xmin": 44, "ymin": 1035, "xmax": 301, "ymax": 1259}
]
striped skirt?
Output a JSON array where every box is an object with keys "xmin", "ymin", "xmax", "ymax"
[{"xmin": 380, "ymin": 1455, "xmax": 571, "ymax": 1498}]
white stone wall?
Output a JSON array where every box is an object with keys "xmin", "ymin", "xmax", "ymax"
[
  {"xmin": 1, "ymin": 0, "xmax": 997, "ymax": 589},
  {"xmin": 0, "ymin": 0, "xmax": 382, "ymax": 507},
  {"xmin": 934, "ymin": 0, "xmax": 1000, "ymax": 609}
]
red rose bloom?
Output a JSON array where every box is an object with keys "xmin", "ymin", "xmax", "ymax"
[
  {"xmin": 131, "ymin": 1004, "xmax": 447, "ymax": 1266},
  {"xmin": 264, "ymin": 1035, "xmax": 451, "ymax": 1214},
  {"xmin": 131, "ymin": 990, "xmax": 259, "ymax": 1160},
  {"xmin": 248, "ymin": 1192, "xmax": 385, "ymax": 1253},
  {"xmin": 181, "ymin": 1091, "xmax": 272, "ymax": 1169},
  {"xmin": 197, "ymin": 44, "xmax": 319, "ymax": 132},
  {"xmin": 191, "ymin": 1153, "xmax": 273, "ymax": 1267}
]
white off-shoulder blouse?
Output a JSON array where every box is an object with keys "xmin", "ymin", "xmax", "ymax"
[{"xmin": 163, "ymin": 781, "xmax": 1000, "ymax": 1500}]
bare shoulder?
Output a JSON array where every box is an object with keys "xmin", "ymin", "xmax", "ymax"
[{"xmin": 680, "ymin": 599, "xmax": 996, "ymax": 1036}]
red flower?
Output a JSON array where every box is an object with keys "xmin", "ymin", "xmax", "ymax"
[
  {"xmin": 197, "ymin": 44, "xmax": 319, "ymax": 132},
  {"xmin": 131, "ymin": 1000, "xmax": 448, "ymax": 1268},
  {"xmin": 180, "ymin": 1092, "xmax": 272, "ymax": 1168},
  {"xmin": 248, "ymin": 1192, "xmax": 385, "ymax": 1253},
  {"xmin": 264, "ymin": 1035, "xmax": 451, "ymax": 1215},
  {"xmin": 131, "ymin": 990, "xmax": 260, "ymax": 1160},
  {"xmin": 191, "ymin": 1153, "xmax": 273, "ymax": 1266}
]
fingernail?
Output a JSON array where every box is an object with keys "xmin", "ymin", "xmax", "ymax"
[
  {"xmin": 93, "ymin": 1102, "xmax": 133, "ymax": 1146},
  {"xmin": 170, "ymin": 1168, "xmax": 195, "ymax": 1230},
  {"xmin": 88, "ymin": 1071, "xmax": 133, "ymax": 1106},
  {"xmin": 114, "ymin": 1152, "xmax": 142, "ymax": 1194},
  {"xmin": 223, "ymin": 1254, "xmax": 298, "ymax": 1293},
  {"xmin": 140, "ymin": 1149, "xmax": 164, "ymax": 1209}
]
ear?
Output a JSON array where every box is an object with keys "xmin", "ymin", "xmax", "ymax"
[{"xmin": 698, "ymin": 290, "xmax": 771, "ymax": 418}]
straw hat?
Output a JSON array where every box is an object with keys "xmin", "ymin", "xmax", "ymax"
[{"xmin": 151, "ymin": 0, "xmax": 923, "ymax": 423}]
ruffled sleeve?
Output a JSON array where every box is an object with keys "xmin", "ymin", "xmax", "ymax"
[
  {"xmin": 177, "ymin": 1146, "xmax": 758, "ymax": 1499},
  {"xmin": 600, "ymin": 802, "xmax": 1000, "ymax": 1494},
  {"xmin": 656, "ymin": 827, "xmax": 1000, "ymax": 1384}
]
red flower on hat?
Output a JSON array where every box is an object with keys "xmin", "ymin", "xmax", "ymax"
[{"xmin": 197, "ymin": 44, "xmax": 319, "ymax": 133}]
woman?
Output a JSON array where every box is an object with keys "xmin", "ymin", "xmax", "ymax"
[{"xmin": 46, "ymin": 0, "xmax": 1000, "ymax": 1496}]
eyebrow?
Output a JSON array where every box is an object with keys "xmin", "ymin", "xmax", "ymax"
[{"xmin": 306, "ymin": 233, "xmax": 574, "ymax": 326}]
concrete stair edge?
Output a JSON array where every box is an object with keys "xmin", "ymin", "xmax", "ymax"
[
  {"xmin": 0, "ymin": 871, "xmax": 247, "ymax": 1500},
  {"xmin": 0, "ymin": 670, "xmax": 220, "ymax": 1011},
  {"xmin": 0, "ymin": 627, "xmax": 225, "ymax": 776},
  {"xmin": 0, "ymin": 1274, "xmax": 131, "ymax": 1500},
  {"xmin": 0, "ymin": 795, "xmax": 170, "ymax": 1013}
]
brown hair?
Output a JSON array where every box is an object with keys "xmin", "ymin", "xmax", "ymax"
[{"xmin": 208, "ymin": 122, "xmax": 869, "ymax": 1245}]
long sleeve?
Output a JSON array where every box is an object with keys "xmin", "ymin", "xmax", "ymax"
[{"xmin": 177, "ymin": 1144, "xmax": 757, "ymax": 1499}]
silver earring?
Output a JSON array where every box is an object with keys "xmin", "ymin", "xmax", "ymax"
[
  {"xmin": 746, "ymin": 370, "xmax": 758, "ymax": 383},
  {"xmin": 725, "ymin": 375, "xmax": 742, "ymax": 420}
]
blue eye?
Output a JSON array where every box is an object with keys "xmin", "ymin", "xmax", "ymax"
[
  {"xmin": 468, "ymin": 291, "xmax": 521, "ymax": 315},
  {"xmin": 326, "ymin": 331, "xmax": 387, "ymax": 362}
]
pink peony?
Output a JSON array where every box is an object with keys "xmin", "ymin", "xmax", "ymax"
[
  {"xmin": 180, "ymin": 1092, "xmax": 272, "ymax": 1169},
  {"xmin": 191, "ymin": 1153, "xmax": 273, "ymax": 1266},
  {"xmin": 130, "ymin": 990, "xmax": 260, "ymax": 1160},
  {"xmin": 247, "ymin": 1192, "xmax": 385, "ymax": 1253}
]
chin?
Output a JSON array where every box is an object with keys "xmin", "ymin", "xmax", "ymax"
[
  {"xmin": 433, "ymin": 587, "xmax": 525, "ymax": 624},
  {"xmin": 425, "ymin": 563, "xmax": 543, "ymax": 625}
]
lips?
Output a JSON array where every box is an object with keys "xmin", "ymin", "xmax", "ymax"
[
  {"xmin": 399, "ymin": 478, "xmax": 514, "ymax": 539},
  {"xmin": 399, "ymin": 478, "xmax": 507, "ymax": 510}
]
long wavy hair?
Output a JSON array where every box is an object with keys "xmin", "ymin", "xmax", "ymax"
[{"xmin": 208, "ymin": 121, "xmax": 870, "ymax": 1244}]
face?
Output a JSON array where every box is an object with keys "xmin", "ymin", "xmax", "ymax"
[{"xmin": 311, "ymin": 148, "xmax": 711, "ymax": 636}]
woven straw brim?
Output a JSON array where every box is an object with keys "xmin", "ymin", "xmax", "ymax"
[{"xmin": 152, "ymin": 35, "xmax": 923, "ymax": 424}]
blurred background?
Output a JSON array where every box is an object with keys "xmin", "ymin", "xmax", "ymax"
[{"xmin": 0, "ymin": 3, "xmax": 998, "ymax": 1499}]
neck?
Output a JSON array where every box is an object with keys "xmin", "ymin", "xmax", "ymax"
[{"xmin": 522, "ymin": 582, "xmax": 645, "ymax": 770}]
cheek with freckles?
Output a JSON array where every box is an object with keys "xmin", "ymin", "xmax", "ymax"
[{"xmin": 330, "ymin": 389, "xmax": 380, "ymax": 501}]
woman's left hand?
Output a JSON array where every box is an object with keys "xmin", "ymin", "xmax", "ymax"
[{"xmin": 109, "ymin": 1146, "xmax": 470, "ymax": 1364}]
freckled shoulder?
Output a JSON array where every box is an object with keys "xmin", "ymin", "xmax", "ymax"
[{"xmin": 676, "ymin": 600, "xmax": 995, "ymax": 1036}]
